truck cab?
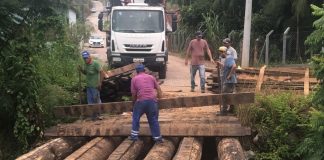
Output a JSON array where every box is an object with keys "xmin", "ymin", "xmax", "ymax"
[{"xmin": 99, "ymin": 1, "xmax": 177, "ymax": 79}]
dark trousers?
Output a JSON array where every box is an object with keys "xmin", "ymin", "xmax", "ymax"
[
  {"xmin": 131, "ymin": 99, "xmax": 162, "ymax": 141},
  {"xmin": 221, "ymin": 83, "xmax": 236, "ymax": 113}
]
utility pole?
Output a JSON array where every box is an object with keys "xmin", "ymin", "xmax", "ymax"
[{"xmin": 241, "ymin": 0, "xmax": 252, "ymax": 67}]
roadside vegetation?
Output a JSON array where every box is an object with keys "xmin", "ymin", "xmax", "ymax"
[
  {"xmin": 0, "ymin": 0, "xmax": 93, "ymax": 159},
  {"xmin": 170, "ymin": 0, "xmax": 324, "ymax": 159}
]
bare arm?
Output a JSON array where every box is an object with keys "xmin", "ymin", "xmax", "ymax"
[
  {"xmin": 205, "ymin": 42, "xmax": 214, "ymax": 63},
  {"xmin": 227, "ymin": 63, "xmax": 237, "ymax": 80},
  {"xmin": 185, "ymin": 41, "xmax": 192, "ymax": 65},
  {"xmin": 156, "ymin": 85, "xmax": 163, "ymax": 99}
]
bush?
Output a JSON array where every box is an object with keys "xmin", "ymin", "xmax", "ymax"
[{"xmin": 238, "ymin": 92, "xmax": 313, "ymax": 159}]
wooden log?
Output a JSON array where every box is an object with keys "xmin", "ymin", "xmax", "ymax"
[
  {"xmin": 144, "ymin": 137, "xmax": 180, "ymax": 160},
  {"xmin": 16, "ymin": 137, "xmax": 88, "ymax": 160},
  {"xmin": 217, "ymin": 138, "xmax": 246, "ymax": 160},
  {"xmin": 53, "ymin": 92, "xmax": 255, "ymax": 118},
  {"xmin": 255, "ymin": 65, "xmax": 266, "ymax": 92},
  {"xmin": 172, "ymin": 137, "xmax": 203, "ymax": 160},
  {"xmin": 107, "ymin": 138, "xmax": 152, "ymax": 160},
  {"xmin": 65, "ymin": 137, "xmax": 123, "ymax": 160}
]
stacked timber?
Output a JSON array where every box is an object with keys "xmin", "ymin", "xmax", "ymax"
[
  {"xmin": 207, "ymin": 66, "xmax": 318, "ymax": 94},
  {"xmin": 98, "ymin": 63, "xmax": 159, "ymax": 102}
]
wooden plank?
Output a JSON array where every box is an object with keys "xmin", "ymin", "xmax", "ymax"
[
  {"xmin": 103, "ymin": 63, "xmax": 138, "ymax": 78},
  {"xmin": 53, "ymin": 92, "xmax": 255, "ymax": 118},
  {"xmin": 44, "ymin": 115, "xmax": 251, "ymax": 137},
  {"xmin": 304, "ymin": 68, "xmax": 309, "ymax": 96},
  {"xmin": 173, "ymin": 137, "xmax": 203, "ymax": 160},
  {"xmin": 255, "ymin": 65, "xmax": 266, "ymax": 92}
]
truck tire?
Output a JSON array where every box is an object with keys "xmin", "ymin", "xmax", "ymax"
[{"xmin": 159, "ymin": 65, "xmax": 167, "ymax": 79}]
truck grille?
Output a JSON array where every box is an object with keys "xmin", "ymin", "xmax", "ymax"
[{"xmin": 124, "ymin": 44, "xmax": 153, "ymax": 52}]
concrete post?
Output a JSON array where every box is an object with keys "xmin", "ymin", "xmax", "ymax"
[
  {"xmin": 282, "ymin": 27, "xmax": 290, "ymax": 64},
  {"xmin": 265, "ymin": 30, "xmax": 274, "ymax": 65},
  {"xmin": 242, "ymin": 0, "xmax": 253, "ymax": 67}
]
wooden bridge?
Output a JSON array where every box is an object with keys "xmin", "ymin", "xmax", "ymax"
[{"xmin": 17, "ymin": 64, "xmax": 258, "ymax": 160}]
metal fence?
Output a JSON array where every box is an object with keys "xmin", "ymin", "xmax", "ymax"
[{"xmin": 168, "ymin": 29, "xmax": 313, "ymax": 67}]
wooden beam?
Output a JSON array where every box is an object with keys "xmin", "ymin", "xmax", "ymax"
[
  {"xmin": 103, "ymin": 63, "xmax": 138, "ymax": 78},
  {"xmin": 255, "ymin": 65, "xmax": 266, "ymax": 92},
  {"xmin": 65, "ymin": 137, "xmax": 123, "ymax": 160},
  {"xmin": 53, "ymin": 92, "xmax": 255, "ymax": 118},
  {"xmin": 44, "ymin": 114, "xmax": 251, "ymax": 137},
  {"xmin": 217, "ymin": 138, "xmax": 245, "ymax": 160},
  {"xmin": 16, "ymin": 137, "xmax": 88, "ymax": 160},
  {"xmin": 304, "ymin": 68, "xmax": 309, "ymax": 96},
  {"xmin": 173, "ymin": 137, "xmax": 203, "ymax": 160}
]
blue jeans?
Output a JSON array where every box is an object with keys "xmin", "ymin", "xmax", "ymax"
[
  {"xmin": 86, "ymin": 87, "xmax": 101, "ymax": 104},
  {"xmin": 131, "ymin": 100, "xmax": 161, "ymax": 141},
  {"xmin": 190, "ymin": 65, "xmax": 206, "ymax": 90}
]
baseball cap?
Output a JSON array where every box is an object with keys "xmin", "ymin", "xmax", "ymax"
[
  {"xmin": 195, "ymin": 31, "xmax": 203, "ymax": 37},
  {"xmin": 135, "ymin": 64, "xmax": 145, "ymax": 72},
  {"xmin": 222, "ymin": 38, "xmax": 231, "ymax": 44},
  {"xmin": 81, "ymin": 51, "xmax": 90, "ymax": 59},
  {"xmin": 218, "ymin": 46, "xmax": 227, "ymax": 52}
]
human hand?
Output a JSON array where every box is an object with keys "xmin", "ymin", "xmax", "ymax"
[
  {"xmin": 210, "ymin": 59, "xmax": 215, "ymax": 64},
  {"xmin": 185, "ymin": 59, "xmax": 188, "ymax": 66}
]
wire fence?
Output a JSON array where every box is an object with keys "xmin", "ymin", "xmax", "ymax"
[{"xmin": 168, "ymin": 30, "xmax": 313, "ymax": 66}]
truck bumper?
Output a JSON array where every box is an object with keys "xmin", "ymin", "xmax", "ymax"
[{"xmin": 108, "ymin": 53, "xmax": 167, "ymax": 71}]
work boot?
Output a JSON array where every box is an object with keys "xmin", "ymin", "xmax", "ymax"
[
  {"xmin": 155, "ymin": 138, "xmax": 164, "ymax": 144},
  {"xmin": 227, "ymin": 105, "xmax": 235, "ymax": 114},
  {"xmin": 201, "ymin": 88, "xmax": 205, "ymax": 93},
  {"xmin": 190, "ymin": 88, "xmax": 195, "ymax": 92},
  {"xmin": 128, "ymin": 136, "xmax": 138, "ymax": 141}
]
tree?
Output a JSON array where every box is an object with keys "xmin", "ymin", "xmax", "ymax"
[
  {"xmin": 0, "ymin": 0, "xmax": 71, "ymax": 155},
  {"xmin": 305, "ymin": 4, "xmax": 324, "ymax": 105}
]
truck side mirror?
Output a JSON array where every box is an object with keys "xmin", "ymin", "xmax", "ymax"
[
  {"xmin": 172, "ymin": 14, "xmax": 177, "ymax": 32},
  {"xmin": 98, "ymin": 19, "xmax": 103, "ymax": 31}
]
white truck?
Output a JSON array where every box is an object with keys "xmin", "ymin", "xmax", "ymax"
[{"xmin": 98, "ymin": 0, "xmax": 177, "ymax": 79}]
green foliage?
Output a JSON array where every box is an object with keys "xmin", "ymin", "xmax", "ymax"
[
  {"xmin": 0, "ymin": 0, "xmax": 90, "ymax": 157},
  {"xmin": 305, "ymin": 4, "xmax": 324, "ymax": 105},
  {"xmin": 296, "ymin": 109, "xmax": 324, "ymax": 160},
  {"xmin": 238, "ymin": 92, "xmax": 313, "ymax": 159}
]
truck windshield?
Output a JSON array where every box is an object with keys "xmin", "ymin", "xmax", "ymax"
[{"xmin": 112, "ymin": 10, "xmax": 164, "ymax": 33}]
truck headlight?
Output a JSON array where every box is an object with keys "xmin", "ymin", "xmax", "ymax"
[
  {"xmin": 156, "ymin": 57, "xmax": 164, "ymax": 62},
  {"xmin": 112, "ymin": 57, "xmax": 121, "ymax": 61},
  {"xmin": 156, "ymin": 53, "xmax": 165, "ymax": 56}
]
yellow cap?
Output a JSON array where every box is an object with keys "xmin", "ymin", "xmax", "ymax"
[{"xmin": 218, "ymin": 46, "xmax": 227, "ymax": 52}]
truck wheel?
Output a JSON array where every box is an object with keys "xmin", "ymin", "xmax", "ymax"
[{"xmin": 159, "ymin": 65, "xmax": 167, "ymax": 79}]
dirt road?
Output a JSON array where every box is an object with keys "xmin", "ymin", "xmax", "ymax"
[
  {"xmin": 84, "ymin": 1, "xmax": 107, "ymax": 63},
  {"xmin": 85, "ymin": 1, "xmax": 215, "ymax": 97}
]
